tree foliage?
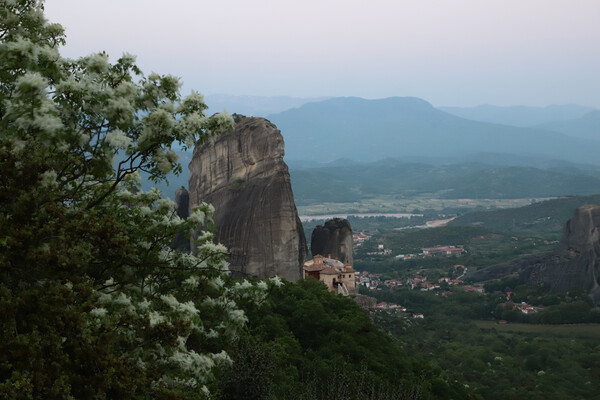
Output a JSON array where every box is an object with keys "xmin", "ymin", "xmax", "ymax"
[
  {"xmin": 222, "ymin": 279, "xmax": 475, "ymax": 400},
  {"xmin": 372, "ymin": 288, "xmax": 600, "ymax": 399},
  {"xmin": 0, "ymin": 1, "xmax": 267, "ymax": 398}
]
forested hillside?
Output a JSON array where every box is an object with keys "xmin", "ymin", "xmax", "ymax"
[
  {"xmin": 290, "ymin": 161, "xmax": 600, "ymax": 205},
  {"xmin": 224, "ymin": 279, "xmax": 474, "ymax": 399}
]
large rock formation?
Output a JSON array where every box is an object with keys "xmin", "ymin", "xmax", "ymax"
[
  {"xmin": 174, "ymin": 186, "xmax": 190, "ymax": 220},
  {"xmin": 171, "ymin": 187, "xmax": 190, "ymax": 251},
  {"xmin": 188, "ymin": 115, "xmax": 308, "ymax": 281},
  {"xmin": 467, "ymin": 205, "xmax": 600, "ymax": 303},
  {"xmin": 310, "ymin": 218, "xmax": 353, "ymax": 265}
]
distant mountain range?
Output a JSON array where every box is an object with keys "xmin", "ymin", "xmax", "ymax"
[
  {"xmin": 439, "ymin": 104, "xmax": 596, "ymax": 127},
  {"xmin": 266, "ymin": 97, "xmax": 600, "ymax": 165},
  {"xmin": 146, "ymin": 96, "xmax": 600, "ymax": 201}
]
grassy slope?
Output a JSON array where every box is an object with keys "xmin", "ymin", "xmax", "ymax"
[{"xmin": 449, "ymin": 194, "xmax": 600, "ymax": 239}]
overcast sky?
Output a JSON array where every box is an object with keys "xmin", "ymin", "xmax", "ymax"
[{"xmin": 44, "ymin": 0, "xmax": 600, "ymax": 108}]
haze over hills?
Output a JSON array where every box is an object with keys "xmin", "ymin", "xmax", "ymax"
[
  {"xmin": 438, "ymin": 104, "xmax": 597, "ymax": 127},
  {"xmin": 286, "ymin": 153, "xmax": 599, "ymax": 170},
  {"xmin": 266, "ymin": 97, "xmax": 600, "ymax": 165},
  {"xmin": 146, "ymin": 96, "xmax": 600, "ymax": 202},
  {"xmin": 534, "ymin": 110, "xmax": 600, "ymax": 141},
  {"xmin": 204, "ymin": 94, "xmax": 330, "ymax": 117}
]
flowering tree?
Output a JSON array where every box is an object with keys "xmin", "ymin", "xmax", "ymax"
[{"xmin": 0, "ymin": 1, "xmax": 271, "ymax": 398}]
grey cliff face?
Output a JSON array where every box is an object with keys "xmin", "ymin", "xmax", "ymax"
[
  {"xmin": 188, "ymin": 115, "xmax": 307, "ymax": 281},
  {"xmin": 467, "ymin": 205, "xmax": 600, "ymax": 303},
  {"xmin": 310, "ymin": 218, "xmax": 353, "ymax": 265}
]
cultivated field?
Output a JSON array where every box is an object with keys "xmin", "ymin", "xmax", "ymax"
[{"xmin": 297, "ymin": 195, "xmax": 552, "ymax": 216}]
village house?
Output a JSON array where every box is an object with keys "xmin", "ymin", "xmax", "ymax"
[
  {"xmin": 367, "ymin": 244, "xmax": 392, "ymax": 256},
  {"xmin": 515, "ymin": 302, "xmax": 538, "ymax": 314},
  {"xmin": 352, "ymin": 233, "xmax": 370, "ymax": 244},
  {"xmin": 303, "ymin": 254, "xmax": 356, "ymax": 296},
  {"xmin": 406, "ymin": 275, "xmax": 427, "ymax": 289},
  {"xmin": 356, "ymin": 272, "xmax": 371, "ymax": 288},
  {"xmin": 383, "ymin": 279, "xmax": 402, "ymax": 288},
  {"xmin": 375, "ymin": 302, "xmax": 406, "ymax": 312},
  {"xmin": 356, "ymin": 271, "xmax": 384, "ymax": 289},
  {"xmin": 499, "ymin": 301, "xmax": 541, "ymax": 314},
  {"xmin": 420, "ymin": 282, "xmax": 440, "ymax": 291},
  {"xmin": 353, "ymin": 233, "xmax": 369, "ymax": 248},
  {"xmin": 462, "ymin": 285, "xmax": 485, "ymax": 294}
]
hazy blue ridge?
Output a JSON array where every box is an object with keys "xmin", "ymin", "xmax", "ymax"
[
  {"xmin": 287, "ymin": 153, "xmax": 599, "ymax": 170},
  {"xmin": 534, "ymin": 110, "xmax": 600, "ymax": 141},
  {"xmin": 266, "ymin": 97, "xmax": 600, "ymax": 165},
  {"xmin": 438, "ymin": 104, "xmax": 597, "ymax": 127}
]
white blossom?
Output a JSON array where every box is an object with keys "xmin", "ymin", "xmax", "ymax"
[
  {"xmin": 119, "ymin": 52, "xmax": 137, "ymax": 65},
  {"xmin": 97, "ymin": 292, "xmax": 112, "ymax": 304},
  {"xmin": 201, "ymin": 386, "xmax": 210, "ymax": 396},
  {"xmin": 166, "ymin": 149, "xmax": 179, "ymax": 163},
  {"xmin": 40, "ymin": 170, "xmax": 57, "ymax": 188},
  {"xmin": 113, "ymin": 292, "xmax": 131, "ymax": 306},
  {"xmin": 106, "ymin": 129, "xmax": 132, "ymax": 149},
  {"xmin": 210, "ymin": 276, "xmax": 225, "ymax": 290},
  {"xmin": 269, "ymin": 276, "xmax": 284, "ymax": 287},
  {"xmin": 78, "ymin": 132, "xmax": 91, "ymax": 146},
  {"xmin": 228, "ymin": 309, "xmax": 248, "ymax": 325},
  {"xmin": 157, "ymin": 198, "xmax": 176, "ymax": 213},
  {"xmin": 212, "ymin": 111, "xmax": 234, "ymax": 132},
  {"xmin": 149, "ymin": 311, "xmax": 166, "ymax": 327},
  {"xmin": 210, "ymin": 350, "xmax": 232, "ymax": 367},
  {"xmin": 90, "ymin": 307, "xmax": 108, "ymax": 318},
  {"xmin": 188, "ymin": 209, "xmax": 206, "ymax": 226},
  {"xmin": 178, "ymin": 301, "xmax": 199, "ymax": 315},
  {"xmin": 161, "ymin": 294, "xmax": 180, "ymax": 310},
  {"xmin": 137, "ymin": 298, "xmax": 151, "ymax": 310},
  {"xmin": 84, "ymin": 52, "xmax": 109, "ymax": 73},
  {"xmin": 176, "ymin": 336, "xmax": 187, "ymax": 350},
  {"xmin": 183, "ymin": 275, "xmax": 200, "ymax": 288}
]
